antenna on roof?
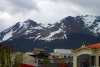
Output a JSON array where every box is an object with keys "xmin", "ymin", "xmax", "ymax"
[
  {"xmin": 81, "ymin": 42, "xmax": 85, "ymax": 47},
  {"xmin": 82, "ymin": 42, "xmax": 85, "ymax": 45}
]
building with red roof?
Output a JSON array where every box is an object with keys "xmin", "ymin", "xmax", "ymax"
[{"xmin": 72, "ymin": 42, "xmax": 100, "ymax": 67}]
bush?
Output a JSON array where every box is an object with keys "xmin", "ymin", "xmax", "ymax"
[{"xmin": 40, "ymin": 58, "xmax": 50, "ymax": 64}]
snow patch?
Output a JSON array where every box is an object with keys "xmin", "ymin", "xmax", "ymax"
[
  {"xmin": 48, "ymin": 24, "xmax": 55, "ymax": 28},
  {"xmin": 19, "ymin": 22, "xmax": 23, "ymax": 28},
  {"xmin": 2, "ymin": 30, "xmax": 13, "ymax": 41},
  {"xmin": 61, "ymin": 23, "xmax": 66, "ymax": 28},
  {"xmin": 33, "ymin": 26, "xmax": 43, "ymax": 29},
  {"xmin": 89, "ymin": 22, "xmax": 100, "ymax": 35},
  {"xmin": 82, "ymin": 16, "xmax": 96, "ymax": 27},
  {"xmin": 39, "ymin": 28, "xmax": 67, "ymax": 42},
  {"xmin": 25, "ymin": 29, "xmax": 34, "ymax": 35},
  {"xmin": 64, "ymin": 34, "xmax": 67, "ymax": 39},
  {"xmin": 41, "ymin": 24, "xmax": 49, "ymax": 27},
  {"xmin": 34, "ymin": 35, "xmax": 41, "ymax": 41},
  {"xmin": 44, "ymin": 28, "xmax": 62, "ymax": 39},
  {"xmin": 28, "ymin": 37, "xmax": 35, "ymax": 39}
]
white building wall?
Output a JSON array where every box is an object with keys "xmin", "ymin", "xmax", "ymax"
[
  {"xmin": 73, "ymin": 49, "xmax": 92, "ymax": 67},
  {"xmin": 76, "ymin": 49, "xmax": 92, "ymax": 56},
  {"xmin": 73, "ymin": 53, "xmax": 77, "ymax": 67},
  {"xmin": 54, "ymin": 49, "xmax": 72, "ymax": 54},
  {"xmin": 96, "ymin": 50, "xmax": 100, "ymax": 67},
  {"xmin": 73, "ymin": 48, "xmax": 100, "ymax": 67},
  {"xmin": 96, "ymin": 54, "xmax": 99, "ymax": 67}
]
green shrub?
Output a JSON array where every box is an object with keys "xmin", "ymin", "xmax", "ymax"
[{"xmin": 40, "ymin": 58, "xmax": 50, "ymax": 64}]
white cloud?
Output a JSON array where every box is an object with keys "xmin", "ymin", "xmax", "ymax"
[{"xmin": 0, "ymin": 0, "xmax": 100, "ymax": 32}]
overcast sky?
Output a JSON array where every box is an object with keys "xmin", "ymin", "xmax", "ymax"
[{"xmin": 0, "ymin": 0, "xmax": 100, "ymax": 32}]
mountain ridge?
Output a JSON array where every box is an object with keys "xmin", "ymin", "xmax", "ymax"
[{"xmin": 0, "ymin": 15, "xmax": 100, "ymax": 52}]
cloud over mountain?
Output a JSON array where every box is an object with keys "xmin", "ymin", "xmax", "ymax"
[{"xmin": 0, "ymin": 0, "xmax": 100, "ymax": 32}]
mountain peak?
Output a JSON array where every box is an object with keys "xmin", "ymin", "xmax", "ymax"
[
  {"xmin": 24, "ymin": 19, "xmax": 38, "ymax": 25},
  {"xmin": 1, "ymin": 15, "xmax": 100, "ymax": 42}
]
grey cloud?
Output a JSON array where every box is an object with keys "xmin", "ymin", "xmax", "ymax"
[
  {"xmin": 0, "ymin": 0, "xmax": 100, "ymax": 32},
  {"xmin": 68, "ymin": 0, "xmax": 100, "ymax": 7},
  {"xmin": 67, "ymin": 0, "xmax": 100, "ymax": 13},
  {"xmin": 48, "ymin": 0, "xmax": 66, "ymax": 2},
  {"xmin": 50, "ymin": 0, "xmax": 100, "ymax": 15},
  {"xmin": 0, "ymin": 1, "xmax": 9, "ymax": 12},
  {"xmin": 9, "ymin": 0, "xmax": 38, "ymax": 10},
  {"xmin": 50, "ymin": 0, "xmax": 100, "ymax": 7},
  {"xmin": 0, "ymin": 19, "xmax": 6, "ymax": 31},
  {"xmin": 0, "ymin": 0, "xmax": 39, "ymax": 14}
]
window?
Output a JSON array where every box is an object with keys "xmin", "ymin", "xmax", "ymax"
[
  {"xmin": 64, "ymin": 55, "xmax": 66, "ymax": 58},
  {"xmin": 92, "ymin": 56, "xmax": 95, "ymax": 66}
]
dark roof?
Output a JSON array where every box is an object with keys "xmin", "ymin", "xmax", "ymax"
[{"xmin": 32, "ymin": 48, "xmax": 45, "ymax": 51}]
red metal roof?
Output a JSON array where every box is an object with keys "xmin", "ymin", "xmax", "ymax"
[
  {"xmin": 87, "ymin": 43, "xmax": 100, "ymax": 49},
  {"xmin": 21, "ymin": 63, "xmax": 36, "ymax": 67}
]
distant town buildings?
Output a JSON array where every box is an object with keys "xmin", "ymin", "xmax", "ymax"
[
  {"xmin": 51, "ymin": 49, "xmax": 72, "ymax": 58},
  {"xmin": 32, "ymin": 48, "xmax": 45, "ymax": 55},
  {"xmin": 54, "ymin": 49, "xmax": 72, "ymax": 54}
]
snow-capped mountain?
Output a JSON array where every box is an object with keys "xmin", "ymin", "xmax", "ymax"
[
  {"xmin": 75, "ymin": 15, "xmax": 100, "ymax": 36},
  {"xmin": 1, "ymin": 15, "xmax": 100, "ymax": 52},
  {"xmin": 0, "ymin": 19, "xmax": 38, "ymax": 41},
  {"xmin": 0, "ymin": 19, "xmax": 68, "ymax": 42}
]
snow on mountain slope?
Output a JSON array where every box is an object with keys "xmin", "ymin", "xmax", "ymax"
[
  {"xmin": 89, "ymin": 22, "xmax": 100, "ymax": 36},
  {"xmin": 34, "ymin": 35, "xmax": 41, "ymax": 41},
  {"xmin": 2, "ymin": 30, "xmax": 13, "ymax": 41},
  {"xmin": 42, "ymin": 28, "xmax": 63, "ymax": 41},
  {"xmin": 82, "ymin": 15, "xmax": 96, "ymax": 27},
  {"xmin": 1, "ymin": 15, "xmax": 100, "ymax": 42},
  {"xmin": 0, "ymin": 19, "xmax": 38, "ymax": 41},
  {"xmin": 80, "ymin": 15, "xmax": 100, "ymax": 35},
  {"xmin": 45, "ymin": 28, "xmax": 62, "ymax": 38}
]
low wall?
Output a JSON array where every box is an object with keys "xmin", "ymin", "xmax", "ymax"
[{"xmin": 40, "ymin": 63, "xmax": 69, "ymax": 67}]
